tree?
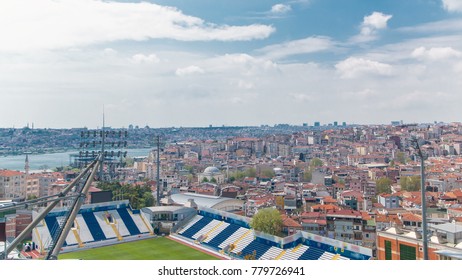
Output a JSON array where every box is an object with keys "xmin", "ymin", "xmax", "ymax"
[
  {"xmin": 303, "ymin": 168, "xmax": 312, "ymax": 182},
  {"xmin": 210, "ymin": 177, "xmax": 217, "ymax": 183},
  {"xmin": 376, "ymin": 177, "xmax": 392, "ymax": 194},
  {"xmin": 260, "ymin": 169, "xmax": 275, "ymax": 178},
  {"xmin": 98, "ymin": 182, "xmax": 154, "ymax": 209},
  {"xmin": 123, "ymin": 157, "xmax": 135, "ymax": 167},
  {"xmin": 202, "ymin": 177, "xmax": 209, "ymax": 183},
  {"xmin": 184, "ymin": 165, "xmax": 194, "ymax": 174},
  {"xmin": 400, "ymin": 176, "xmax": 421, "ymax": 191},
  {"xmin": 310, "ymin": 158, "xmax": 323, "ymax": 168},
  {"xmin": 245, "ymin": 168, "xmax": 257, "ymax": 178},
  {"xmin": 250, "ymin": 208, "xmax": 282, "ymax": 236},
  {"xmin": 395, "ymin": 152, "xmax": 407, "ymax": 165},
  {"xmin": 301, "ymin": 158, "xmax": 323, "ymax": 182}
]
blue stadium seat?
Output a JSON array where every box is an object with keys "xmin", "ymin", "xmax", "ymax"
[
  {"xmin": 298, "ymin": 247, "xmax": 325, "ymax": 260},
  {"xmin": 81, "ymin": 212, "xmax": 106, "ymax": 241},
  {"xmin": 205, "ymin": 223, "xmax": 240, "ymax": 249},
  {"xmin": 179, "ymin": 216, "xmax": 213, "ymax": 239},
  {"xmin": 240, "ymin": 239, "xmax": 272, "ymax": 260},
  {"xmin": 117, "ymin": 208, "xmax": 141, "ymax": 235},
  {"xmin": 44, "ymin": 216, "xmax": 59, "ymax": 239}
]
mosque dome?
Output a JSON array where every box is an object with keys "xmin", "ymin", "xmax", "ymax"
[{"xmin": 203, "ymin": 166, "xmax": 220, "ymax": 175}]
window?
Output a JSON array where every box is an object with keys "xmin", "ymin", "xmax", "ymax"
[
  {"xmin": 385, "ymin": 240, "xmax": 392, "ymax": 260},
  {"xmin": 399, "ymin": 244, "xmax": 416, "ymax": 260}
]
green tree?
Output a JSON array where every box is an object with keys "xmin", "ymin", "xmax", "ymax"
[
  {"xmin": 376, "ymin": 177, "xmax": 392, "ymax": 194},
  {"xmin": 395, "ymin": 152, "xmax": 407, "ymax": 165},
  {"xmin": 301, "ymin": 158, "xmax": 323, "ymax": 182},
  {"xmin": 245, "ymin": 168, "xmax": 257, "ymax": 178},
  {"xmin": 310, "ymin": 158, "xmax": 323, "ymax": 167},
  {"xmin": 98, "ymin": 182, "xmax": 154, "ymax": 209},
  {"xmin": 303, "ymin": 168, "xmax": 312, "ymax": 182},
  {"xmin": 230, "ymin": 170, "xmax": 247, "ymax": 181},
  {"xmin": 399, "ymin": 176, "xmax": 421, "ymax": 191},
  {"xmin": 202, "ymin": 177, "xmax": 209, "ymax": 183},
  {"xmin": 123, "ymin": 157, "xmax": 135, "ymax": 167},
  {"xmin": 260, "ymin": 169, "xmax": 275, "ymax": 178},
  {"xmin": 184, "ymin": 165, "xmax": 194, "ymax": 174},
  {"xmin": 250, "ymin": 208, "xmax": 283, "ymax": 236},
  {"xmin": 210, "ymin": 177, "xmax": 217, "ymax": 183}
]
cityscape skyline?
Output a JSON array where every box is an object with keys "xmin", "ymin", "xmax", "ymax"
[{"xmin": 1, "ymin": 0, "xmax": 462, "ymax": 128}]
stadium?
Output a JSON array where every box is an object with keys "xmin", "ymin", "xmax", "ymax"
[
  {"xmin": 3, "ymin": 157, "xmax": 372, "ymax": 260},
  {"xmin": 30, "ymin": 200, "xmax": 372, "ymax": 260}
]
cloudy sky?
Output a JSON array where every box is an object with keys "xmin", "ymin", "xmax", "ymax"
[{"xmin": 1, "ymin": 0, "xmax": 462, "ymax": 128}]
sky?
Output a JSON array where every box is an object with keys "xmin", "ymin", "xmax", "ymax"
[{"xmin": 1, "ymin": 0, "xmax": 462, "ymax": 128}]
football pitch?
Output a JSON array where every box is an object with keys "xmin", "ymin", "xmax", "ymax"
[{"xmin": 59, "ymin": 237, "xmax": 220, "ymax": 260}]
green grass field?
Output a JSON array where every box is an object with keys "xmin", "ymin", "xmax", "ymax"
[{"xmin": 59, "ymin": 237, "xmax": 219, "ymax": 260}]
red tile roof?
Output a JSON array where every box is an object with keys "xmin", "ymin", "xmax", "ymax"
[
  {"xmin": 281, "ymin": 215, "xmax": 302, "ymax": 228},
  {"xmin": 0, "ymin": 170, "xmax": 24, "ymax": 177}
]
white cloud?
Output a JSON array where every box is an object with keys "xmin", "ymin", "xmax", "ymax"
[
  {"xmin": 103, "ymin": 48, "xmax": 118, "ymax": 55},
  {"xmin": 0, "ymin": 0, "xmax": 275, "ymax": 52},
  {"xmin": 351, "ymin": 12, "xmax": 392, "ymax": 42},
  {"xmin": 258, "ymin": 36, "xmax": 334, "ymax": 59},
  {"xmin": 175, "ymin": 65, "xmax": 205, "ymax": 76},
  {"xmin": 132, "ymin": 53, "xmax": 160, "ymax": 63},
  {"xmin": 271, "ymin": 4, "xmax": 292, "ymax": 14},
  {"xmin": 411, "ymin": 46, "xmax": 462, "ymax": 60},
  {"xmin": 442, "ymin": 0, "xmax": 462, "ymax": 12},
  {"xmin": 237, "ymin": 80, "xmax": 255, "ymax": 90},
  {"xmin": 289, "ymin": 92, "xmax": 314, "ymax": 102},
  {"xmin": 335, "ymin": 57, "xmax": 392, "ymax": 78}
]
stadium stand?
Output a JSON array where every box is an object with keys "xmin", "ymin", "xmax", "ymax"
[
  {"xmin": 172, "ymin": 208, "xmax": 372, "ymax": 260},
  {"xmin": 218, "ymin": 227, "xmax": 248, "ymax": 249},
  {"xmin": 202, "ymin": 221, "xmax": 229, "ymax": 243},
  {"xmin": 82, "ymin": 212, "xmax": 107, "ymax": 241},
  {"xmin": 192, "ymin": 219, "xmax": 221, "ymax": 239},
  {"xmin": 205, "ymin": 223, "xmax": 240, "ymax": 249},
  {"xmin": 240, "ymin": 239, "xmax": 272, "ymax": 259},
  {"xmin": 74, "ymin": 215, "xmax": 94, "ymax": 243},
  {"xmin": 259, "ymin": 246, "xmax": 284, "ymax": 260},
  {"xmin": 230, "ymin": 229, "xmax": 254, "ymax": 254},
  {"xmin": 298, "ymin": 246, "xmax": 325, "ymax": 260},
  {"xmin": 116, "ymin": 208, "xmax": 141, "ymax": 235},
  {"xmin": 32, "ymin": 201, "xmax": 152, "ymax": 254},
  {"xmin": 132, "ymin": 212, "xmax": 151, "ymax": 234},
  {"xmin": 279, "ymin": 244, "xmax": 308, "ymax": 260},
  {"xmin": 178, "ymin": 216, "xmax": 214, "ymax": 239}
]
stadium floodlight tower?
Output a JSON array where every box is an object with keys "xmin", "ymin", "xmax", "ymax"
[
  {"xmin": 78, "ymin": 128, "xmax": 128, "ymax": 182},
  {"xmin": 410, "ymin": 136, "xmax": 430, "ymax": 260}
]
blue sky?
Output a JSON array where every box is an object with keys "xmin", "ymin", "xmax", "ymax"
[{"xmin": 1, "ymin": 0, "xmax": 462, "ymax": 128}]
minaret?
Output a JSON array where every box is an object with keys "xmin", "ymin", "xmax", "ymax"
[{"xmin": 25, "ymin": 154, "xmax": 30, "ymax": 175}]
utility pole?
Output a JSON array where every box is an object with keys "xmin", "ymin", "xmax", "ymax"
[
  {"xmin": 413, "ymin": 138, "xmax": 429, "ymax": 260},
  {"xmin": 100, "ymin": 109, "xmax": 105, "ymax": 181},
  {"xmin": 156, "ymin": 135, "xmax": 161, "ymax": 206}
]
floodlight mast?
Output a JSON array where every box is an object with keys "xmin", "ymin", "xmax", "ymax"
[
  {"xmin": 412, "ymin": 138, "xmax": 429, "ymax": 260},
  {"xmin": 0, "ymin": 158, "xmax": 99, "ymax": 259},
  {"xmin": 47, "ymin": 155, "xmax": 101, "ymax": 260}
]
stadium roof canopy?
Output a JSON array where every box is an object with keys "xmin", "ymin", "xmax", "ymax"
[{"xmin": 170, "ymin": 193, "xmax": 243, "ymax": 211}]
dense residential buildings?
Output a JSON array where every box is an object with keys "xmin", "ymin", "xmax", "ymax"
[{"xmin": 3, "ymin": 122, "xmax": 462, "ymax": 259}]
